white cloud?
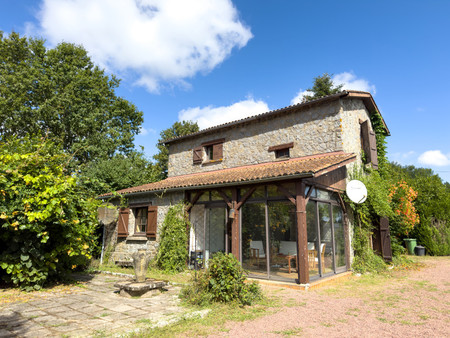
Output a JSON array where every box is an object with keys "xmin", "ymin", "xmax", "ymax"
[
  {"xmin": 390, "ymin": 151, "xmax": 416, "ymax": 164},
  {"xmin": 290, "ymin": 72, "xmax": 376, "ymax": 105},
  {"xmin": 332, "ymin": 72, "xmax": 376, "ymax": 94},
  {"xmin": 290, "ymin": 89, "xmax": 313, "ymax": 105},
  {"xmin": 418, "ymin": 150, "xmax": 450, "ymax": 166},
  {"xmin": 178, "ymin": 98, "xmax": 269, "ymax": 130},
  {"xmin": 138, "ymin": 126, "xmax": 156, "ymax": 136},
  {"xmin": 36, "ymin": 0, "xmax": 252, "ymax": 92}
]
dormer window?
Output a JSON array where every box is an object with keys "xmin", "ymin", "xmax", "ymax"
[{"xmin": 268, "ymin": 142, "xmax": 294, "ymax": 159}]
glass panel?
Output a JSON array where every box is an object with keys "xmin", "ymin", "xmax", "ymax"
[
  {"xmin": 306, "ymin": 201, "xmax": 319, "ymax": 278},
  {"xmin": 241, "ymin": 203, "xmax": 267, "ymax": 277},
  {"xmin": 268, "ymin": 183, "xmax": 295, "ymax": 198},
  {"xmin": 268, "ymin": 201, "xmax": 297, "ymax": 280},
  {"xmin": 306, "ymin": 186, "xmax": 316, "ymax": 198},
  {"xmin": 333, "ymin": 205, "xmax": 346, "ymax": 269},
  {"xmin": 207, "ymin": 207, "xmax": 226, "ymax": 256},
  {"xmin": 211, "ymin": 190, "xmax": 222, "ymax": 201},
  {"xmin": 248, "ymin": 186, "xmax": 265, "ymax": 199},
  {"xmin": 317, "ymin": 189, "xmax": 331, "ymax": 200},
  {"xmin": 198, "ymin": 191, "xmax": 209, "ymax": 202},
  {"xmin": 135, "ymin": 208, "xmax": 147, "ymax": 233},
  {"xmin": 318, "ymin": 202, "xmax": 333, "ymax": 274}
]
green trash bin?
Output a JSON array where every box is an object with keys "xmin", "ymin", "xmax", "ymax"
[{"xmin": 404, "ymin": 238, "xmax": 417, "ymax": 255}]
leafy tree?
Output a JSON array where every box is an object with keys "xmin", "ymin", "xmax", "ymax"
[
  {"xmin": 0, "ymin": 32, "xmax": 143, "ymax": 164},
  {"xmin": 153, "ymin": 120, "xmax": 199, "ymax": 179},
  {"xmin": 302, "ymin": 73, "xmax": 343, "ymax": 102},
  {"xmin": 0, "ymin": 137, "xmax": 101, "ymax": 290},
  {"xmin": 81, "ymin": 150, "xmax": 158, "ymax": 195},
  {"xmin": 388, "ymin": 163, "xmax": 450, "ymax": 255}
]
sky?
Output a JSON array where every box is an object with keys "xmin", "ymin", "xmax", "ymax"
[{"xmin": 1, "ymin": 0, "xmax": 449, "ymax": 183}]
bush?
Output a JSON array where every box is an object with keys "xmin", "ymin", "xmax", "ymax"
[
  {"xmin": 352, "ymin": 227, "xmax": 387, "ymax": 274},
  {"xmin": 0, "ymin": 137, "xmax": 100, "ymax": 290},
  {"xmin": 181, "ymin": 252, "xmax": 262, "ymax": 306},
  {"xmin": 156, "ymin": 203, "xmax": 189, "ymax": 273}
]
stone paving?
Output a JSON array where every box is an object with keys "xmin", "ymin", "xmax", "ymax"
[{"xmin": 0, "ymin": 273, "xmax": 188, "ymax": 337}]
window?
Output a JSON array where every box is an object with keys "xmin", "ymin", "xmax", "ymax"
[
  {"xmin": 135, "ymin": 207, "xmax": 147, "ymax": 234},
  {"xmin": 275, "ymin": 148, "xmax": 290, "ymax": 159},
  {"xmin": 268, "ymin": 142, "xmax": 294, "ymax": 159},
  {"xmin": 117, "ymin": 205, "xmax": 158, "ymax": 238},
  {"xmin": 193, "ymin": 138, "xmax": 224, "ymax": 164}
]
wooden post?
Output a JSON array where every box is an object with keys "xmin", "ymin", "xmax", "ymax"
[
  {"xmin": 231, "ymin": 188, "xmax": 240, "ymax": 260},
  {"xmin": 296, "ymin": 181, "xmax": 309, "ymax": 284}
]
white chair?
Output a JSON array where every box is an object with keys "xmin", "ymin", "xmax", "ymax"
[
  {"xmin": 250, "ymin": 240, "xmax": 265, "ymax": 266},
  {"xmin": 279, "ymin": 241, "xmax": 297, "ymax": 273}
]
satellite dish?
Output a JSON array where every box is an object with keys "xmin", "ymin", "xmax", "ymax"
[{"xmin": 346, "ymin": 180, "xmax": 367, "ymax": 204}]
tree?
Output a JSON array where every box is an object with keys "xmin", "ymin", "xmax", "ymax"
[
  {"xmin": 153, "ymin": 120, "xmax": 199, "ymax": 179},
  {"xmin": 0, "ymin": 137, "xmax": 101, "ymax": 290},
  {"xmin": 0, "ymin": 32, "xmax": 143, "ymax": 164},
  {"xmin": 302, "ymin": 73, "xmax": 343, "ymax": 102},
  {"xmin": 81, "ymin": 150, "xmax": 158, "ymax": 195}
]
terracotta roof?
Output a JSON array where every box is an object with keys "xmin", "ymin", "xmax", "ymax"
[
  {"xmin": 163, "ymin": 90, "xmax": 389, "ymax": 145},
  {"xmin": 100, "ymin": 151, "xmax": 356, "ymax": 198}
]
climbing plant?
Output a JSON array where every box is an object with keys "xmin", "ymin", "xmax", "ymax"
[{"xmin": 156, "ymin": 202, "xmax": 190, "ymax": 273}]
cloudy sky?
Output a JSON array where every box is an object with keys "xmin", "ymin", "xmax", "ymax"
[{"xmin": 1, "ymin": 0, "xmax": 449, "ymax": 182}]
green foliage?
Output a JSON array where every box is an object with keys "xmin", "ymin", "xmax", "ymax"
[
  {"xmin": 370, "ymin": 112, "xmax": 389, "ymax": 176},
  {"xmin": 302, "ymin": 73, "xmax": 343, "ymax": 102},
  {"xmin": 388, "ymin": 163, "xmax": 450, "ymax": 255},
  {"xmin": 80, "ymin": 151, "xmax": 158, "ymax": 195},
  {"xmin": 156, "ymin": 203, "xmax": 190, "ymax": 273},
  {"xmin": 0, "ymin": 137, "xmax": 100, "ymax": 290},
  {"xmin": 352, "ymin": 227, "xmax": 387, "ymax": 274},
  {"xmin": 0, "ymin": 32, "xmax": 143, "ymax": 164},
  {"xmin": 181, "ymin": 252, "xmax": 262, "ymax": 306},
  {"xmin": 153, "ymin": 121, "xmax": 199, "ymax": 179}
]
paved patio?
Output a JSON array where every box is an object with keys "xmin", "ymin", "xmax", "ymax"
[{"xmin": 0, "ymin": 273, "xmax": 189, "ymax": 337}]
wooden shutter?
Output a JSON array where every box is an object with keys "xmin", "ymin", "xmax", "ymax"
[
  {"xmin": 193, "ymin": 146, "xmax": 202, "ymax": 164},
  {"xmin": 361, "ymin": 120, "xmax": 378, "ymax": 169},
  {"xmin": 368, "ymin": 130, "xmax": 378, "ymax": 169},
  {"xmin": 146, "ymin": 206, "xmax": 158, "ymax": 238},
  {"xmin": 212, "ymin": 143, "xmax": 223, "ymax": 160},
  {"xmin": 379, "ymin": 217, "xmax": 392, "ymax": 261},
  {"xmin": 117, "ymin": 208, "xmax": 130, "ymax": 238}
]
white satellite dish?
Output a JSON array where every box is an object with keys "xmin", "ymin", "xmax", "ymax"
[{"xmin": 346, "ymin": 180, "xmax": 367, "ymax": 204}]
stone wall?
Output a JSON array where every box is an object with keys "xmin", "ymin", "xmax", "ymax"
[
  {"xmin": 101, "ymin": 191, "xmax": 184, "ymax": 264},
  {"xmin": 168, "ymin": 100, "xmax": 343, "ymax": 177},
  {"xmin": 339, "ymin": 98, "xmax": 373, "ymax": 172}
]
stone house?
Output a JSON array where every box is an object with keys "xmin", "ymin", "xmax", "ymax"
[{"xmin": 99, "ymin": 90, "xmax": 389, "ymax": 285}]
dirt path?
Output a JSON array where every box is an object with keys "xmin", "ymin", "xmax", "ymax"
[{"xmin": 211, "ymin": 256, "xmax": 450, "ymax": 337}]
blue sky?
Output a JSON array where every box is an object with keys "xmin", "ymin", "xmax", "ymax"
[{"xmin": 1, "ymin": 0, "xmax": 449, "ymax": 182}]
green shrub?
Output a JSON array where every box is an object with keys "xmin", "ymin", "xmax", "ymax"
[
  {"xmin": 351, "ymin": 227, "xmax": 387, "ymax": 274},
  {"xmin": 412, "ymin": 218, "xmax": 450, "ymax": 256},
  {"xmin": 181, "ymin": 252, "xmax": 262, "ymax": 306},
  {"xmin": 0, "ymin": 137, "xmax": 100, "ymax": 290},
  {"xmin": 156, "ymin": 203, "xmax": 189, "ymax": 273}
]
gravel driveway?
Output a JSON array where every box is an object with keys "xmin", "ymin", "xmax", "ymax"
[{"xmin": 211, "ymin": 256, "xmax": 449, "ymax": 337}]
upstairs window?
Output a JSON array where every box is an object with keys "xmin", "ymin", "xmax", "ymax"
[
  {"xmin": 268, "ymin": 142, "xmax": 294, "ymax": 159},
  {"xmin": 193, "ymin": 138, "xmax": 224, "ymax": 164}
]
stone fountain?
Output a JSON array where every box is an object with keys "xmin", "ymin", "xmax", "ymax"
[{"xmin": 114, "ymin": 249, "xmax": 167, "ymax": 298}]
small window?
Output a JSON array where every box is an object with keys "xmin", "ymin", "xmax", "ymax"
[
  {"xmin": 275, "ymin": 148, "xmax": 290, "ymax": 159},
  {"xmin": 268, "ymin": 142, "xmax": 294, "ymax": 159},
  {"xmin": 135, "ymin": 207, "xmax": 147, "ymax": 234},
  {"xmin": 199, "ymin": 138, "xmax": 224, "ymax": 163}
]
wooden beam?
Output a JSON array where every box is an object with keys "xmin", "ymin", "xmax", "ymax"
[
  {"xmin": 337, "ymin": 193, "xmax": 351, "ymax": 270},
  {"xmin": 305, "ymin": 184, "xmax": 314, "ymax": 204},
  {"xmin": 216, "ymin": 189, "xmax": 233, "ymax": 209},
  {"xmin": 295, "ymin": 181, "xmax": 309, "ymax": 284},
  {"xmin": 275, "ymin": 184, "xmax": 296, "ymax": 205},
  {"xmin": 231, "ymin": 188, "xmax": 240, "ymax": 259},
  {"xmin": 235, "ymin": 186, "xmax": 257, "ymax": 210},
  {"xmin": 185, "ymin": 191, "xmax": 204, "ymax": 212}
]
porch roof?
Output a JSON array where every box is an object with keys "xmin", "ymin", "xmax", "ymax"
[{"xmin": 100, "ymin": 151, "xmax": 356, "ymax": 198}]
